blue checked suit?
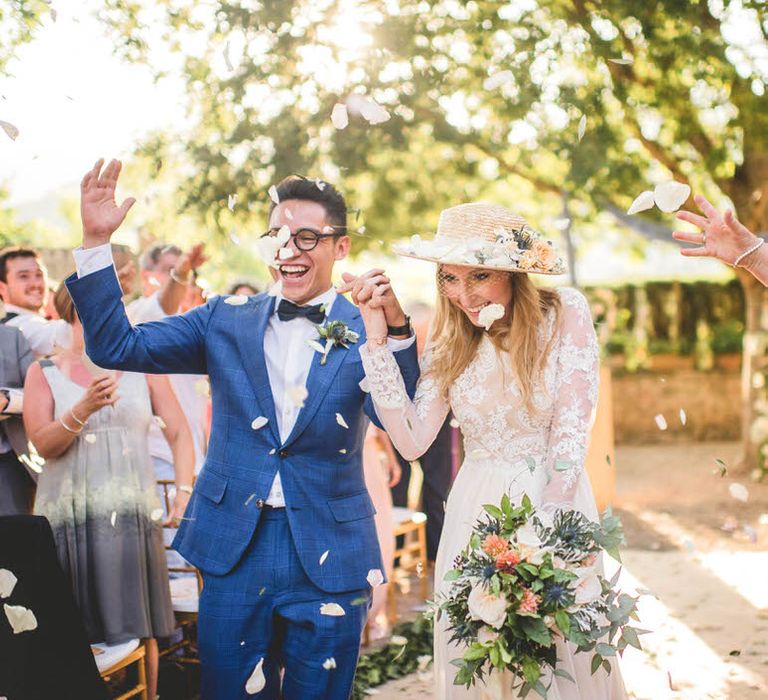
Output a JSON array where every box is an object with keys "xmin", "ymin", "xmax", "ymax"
[{"xmin": 66, "ymin": 267, "xmax": 419, "ymax": 698}]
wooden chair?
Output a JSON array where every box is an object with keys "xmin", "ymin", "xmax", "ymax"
[
  {"xmin": 387, "ymin": 507, "xmax": 429, "ymax": 622},
  {"xmin": 157, "ymin": 479, "xmax": 202, "ymax": 664},
  {"xmin": 94, "ymin": 639, "xmax": 148, "ymax": 700}
]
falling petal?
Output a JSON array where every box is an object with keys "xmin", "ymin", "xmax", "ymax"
[
  {"xmin": 627, "ymin": 191, "xmax": 655, "ymax": 215},
  {"xmin": 449, "ymin": 417, "xmax": 459, "ymax": 428},
  {"xmin": 359, "ymin": 97, "xmax": 391, "ymax": 125},
  {"xmin": 269, "ymin": 449, "xmax": 276, "ymax": 455},
  {"xmin": 336, "ymin": 413, "xmax": 349, "ymax": 429},
  {"xmin": 228, "ymin": 194, "xmax": 237, "ymax": 211},
  {"xmin": 577, "ymin": 114, "xmax": 587, "ymax": 142},
  {"xmin": 150, "ymin": 508, "xmax": 163, "ymax": 522},
  {"xmin": 478, "ymin": 303, "xmax": 505, "ymax": 330},
  {"xmin": 322, "ymin": 657, "xmax": 337, "ymax": 669},
  {"xmin": 331, "ymin": 103, "xmax": 349, "ymax": 129},
  {"xmin": 255, "ymin": 236, "xmax": 281, "ymax": 268},
  {"xmin": 358, "ymin": 377, "xmax": 370, "ymax": 393},
  {"xmin": 194, "ymin": 379, "xmax": 210, "ymax": 397},
  {"xmin": 654, "ymin": 181, "xmax": 691, "ymax": 213},
  {"xmin": 278, "ymin": 247, "xmax": 295, "ymax": 260},
  {"xmin": 287, "ymin": 384, "xmax": 308, "ymax": 408},
  {"xmin": 0, "ymin": 120, "xmax": 19, "ymax": 141},
  {"xmin": 729, "ymin": 483, "xmax": 749, "ymax": 502},
  {"xmin": 315, "ymin": 179, "xmax": 327, "ymax": 192},
  {"xmin": 224, "ymin": 41, "xmax": 234, "ymax": 71},
  {"xmin": 110, "ymin": 511, "xmax": 117, "ymax": 527},
  {"xmin": 654, "ymin": 414, "xmax": 668, "ymax": 431},
  {"xmin": 339, "ymin": 449, "xmax": 347, "ymax": 454},
  {"xmin": 285, "ymin": 209, "xmax": 293, "ymax": 220},
  {"xmin": 148, "ymin": 276, "xmax": 161, "ymax": 287},
  {"xmin": 319, "ymin": 602, "xmax": 346, "ymax": 616},
  {"xmin": 608, "ymin": 57, "xmax": 633, "ymax": 65},
  {"xmin": 357, "ymin": 226, "xmax": 366, "ymax": 235},
  {"xmin": 245, "ymin": 657, "xmax": 266, "ymax": 694},
  {"xmin": 319, "ymin": 550, "xmax": 330, "ymax": 565},
  {"xmin": 84, "ymin": 433, "xmax": 97, "ymax": 444},
  {"xmin": 390, "ymin": 635, "xmax": 408, "ymax": 646},
  {"xmin": 679, "ymin": 408, "xmax": 687, "ymax": 426},
  {"xmin": 0, "ymin": 569, "xmax": 18, "ymax": 598},
  {"xmin": 367, "ymin": 569, "xmax": 384, "ymax": 587},
  {"xmin": 245, "ymin": 493, "xmax": 256, "ymax": 506},
  {"xmin": 482, "ymin": 70, "xmax": 514, "ymax": 90},
  {"xmin": 251, "ymin": 416, "xmax": 268, "ymax": 430},
  {"xmin": 153, "ymin": 415, "xmax": 167, "ymax": 429},
  {"xmin": 4, "ymin": 603, "xmax": 37, "ymax": 634},
  {"xmin": 276, "ymin": 224, "xmax": 292, "ymax": 245},
  {"xmin": 268, "ymin": 185, "xmax": 280, "ymax": 204}
]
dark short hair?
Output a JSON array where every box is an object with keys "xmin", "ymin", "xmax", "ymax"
[
  {"xmin": 0, "ymin": 246, "xmax": 40, "ymax": 284},
  {"xmin": 227, "ymin": 280, "xmax": 261, "ymax": 296},
  {"xmin": 53, "ymin": 279, "xmax": 77, "ymax": 325},
  {"xmin": 139, "ymin": 243, "xmax": 182, "ymax": 272},
  {"xmin": 269, "ymin": 176, "xmax": 347, "ymax": 236}
]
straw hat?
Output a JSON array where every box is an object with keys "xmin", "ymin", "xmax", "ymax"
[{"xmin": 393, "ymin": 202, "xmax": 566, "ymax": 275}]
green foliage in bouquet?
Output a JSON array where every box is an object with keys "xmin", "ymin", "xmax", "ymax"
[{"xmin": 436, "ymin": 494, "xmax": 646, "ymax": 698}]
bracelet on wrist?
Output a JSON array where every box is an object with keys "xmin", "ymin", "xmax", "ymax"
[
  {"xmin": 70, "ymin": 407, "xmax": 88, "ymax": 427},
  {"xmin": 733, "ymin": 238, "xmax": 765, "ymax": 268},
  {"xmin": 368, "ymin": 336, "xmax": 387, "ymax": 346},
  {"xmin": 177, "ymin": 484, "xmax": 194, "ymax": 495},
  {"xmin": 170, "ymin": 268, "xmax": 190, "ymax": 286},
  {"xmin": 59, "ymin": 415, "xmax": 83, "ymax": 434}
]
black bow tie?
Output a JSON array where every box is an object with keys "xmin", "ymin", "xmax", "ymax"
[{"xmin": 276, "ymin": 299, "xmax": 326, "ymax": 324}]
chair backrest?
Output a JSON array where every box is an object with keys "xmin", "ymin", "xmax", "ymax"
[{"xmin": 156, "ymin": 479, "xmax": 203, "ymax": 592}]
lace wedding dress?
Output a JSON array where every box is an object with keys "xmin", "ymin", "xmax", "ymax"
[{"xmin": 360, "ymin": 288, "xmax": 627, "ymax": 700}]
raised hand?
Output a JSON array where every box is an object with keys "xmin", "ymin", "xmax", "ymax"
[
  {"xmin": 73, "ymin": 374, "xmax": 120, "ymax": 420},
  {"xmin": 80, "ymin": 158, "xmax": 137, "ymax": 248},
  {"xmin": 673, "ymin": 194, "xmax": 759, "ymax": 265},
  {"xmin": 174, "ymin": 242, "xmax": 209, "ymax": 281}
]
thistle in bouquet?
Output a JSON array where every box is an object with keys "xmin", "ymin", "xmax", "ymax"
[{"xmin": 435, "ymin": 493, "xmax": 646, "ymax": 698}]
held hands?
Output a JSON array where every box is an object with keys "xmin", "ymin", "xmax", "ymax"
[
  {"xmin": 80, "ymin": 158, "xmax": 136, "ymax": 248},
  {"xmin": 673, "ymin": 194, "xmax": 759, "ymax": 265},
  {"xmin": 74, "ymin": 375, "xmax": 119, "ymax": 420},
  {"xmin": 337, "ymin": 269, "xmax": 403, "ymax": 343}
]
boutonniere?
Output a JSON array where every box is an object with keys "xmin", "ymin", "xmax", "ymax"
[{"xmin": 308, "ymin": 320, "xmax": 360, "ymax": 365}]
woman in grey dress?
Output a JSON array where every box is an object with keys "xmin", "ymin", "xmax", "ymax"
[{"xmin": 23, "ymin": 282, "xmax": 195, "ymax": 700}]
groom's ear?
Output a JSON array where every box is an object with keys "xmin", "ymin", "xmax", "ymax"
[{"xmin": 333, "ymin": 235, "xmax": 351, "ymax": 261}]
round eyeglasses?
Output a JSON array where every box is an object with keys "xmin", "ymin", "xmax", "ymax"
[{"xmin": 259, "ymin": 227, "xmax": 344, "ymax": 252}]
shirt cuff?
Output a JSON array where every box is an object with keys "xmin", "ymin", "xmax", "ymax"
[
  {"xmin": 387, "ymin": 334, "xmax": 416, "ymax": 352},
  {"xmin": 0, "ymin": 388, "xmax": 23, "ymax": 415},
  {"xmin": 73, "ymin": 244, "xmax": 114, "ymax": 278}
]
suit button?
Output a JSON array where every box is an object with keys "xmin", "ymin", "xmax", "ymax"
[
  {"xmin": 279, "ymin": 449, "xmax": 288, "ymax": 458},
  {"xmin": 255, "ymin": 499, "xmax": 265, "ymax": 509}
]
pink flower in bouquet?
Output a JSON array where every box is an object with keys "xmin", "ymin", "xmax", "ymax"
[
  {"xmin": 482, "ymin": 534, "xmax": 509, "ymax": 558},
  {"xmin": 518, "ymin": 588, "xmax": 540, "ymax": 615},
  {"xmin": 495, "ymin": 549, "xmax": 521, "ymax": 572},
  {"xmin": 468, "ymin": 582, "xmax": 509, "ymax": 629}
]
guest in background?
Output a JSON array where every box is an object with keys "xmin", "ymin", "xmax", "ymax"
[
  {"xmin": 0, "ymin": 324, "xmax": 35, "ymax": 514},
  {"xmin": 23, "ymin": 282, "xmax": 195, "ymax": 700},
  {"xmin": 362, "ymin": 425, "xmax": 401, "ymax": 639},
  {"xmin": 228, "ymin": 280, "xmax": 261, "ymax": 296}
]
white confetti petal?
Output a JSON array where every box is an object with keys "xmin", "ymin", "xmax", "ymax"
[
  {"xmin": 679, "ymin": 408, "xmax": 687, "ymax": 426},
  {"xmin": 84, "ymin": 433, "xmax": 97, "ymax": 444},
  {"xmin": 366, "ymin": 568, "xmax": 384, "ymax": 587},
  {"xmin": 478, "ymin": 303, "xmax": 505, "ymax": 330},
  {"xmin": 194, "ymin": 379, "xmax": 210, "ymax": 397},
  {"xmin": 331, "ymin": 103, "xmax": 349, "ymax": 129},
  {"xmin": 245, "ymin": 657, "xmax": 266, "ymax": 694},
  {"xmin": 608, "ymin": 57, "xmax": 633, "ymax": 65},
  {"xmin": 276, "ymin": 224, "xmax": 292, "ymax": 245},
  {"xmin": 0, "ymin": 569, "xmax": 18, "ymax": 598},
  {"xmin": 150, "ymin": 508, "xmax": 164, "ymax": 522},
  {"xmin": 285, "ymin": 209, "xmax": 293, "ymax": 220},
  {"xmin": 255, "ymin": 236, "xmax": 281, "ymax": 268},
  {"xmin": 319, "ymin": 550, "xmax": 330, "ymax": 565},
  {"xmin": 223, "ymin": 41, "xmax": 234, "ymax": 72},
  {"xmin": 4, "ymin": 603, "xmax": 37, "ymax": 634},
  {"xmin": 482, "ymin": 70, "xmax": 514, "ymax": 90},
  {"xmin": 268, "ymin": 185, "xmax": 280, "ymax": 204},
  {"xmin": 358, "ymin": 377, "xmax": 370, "ymax": 393},
  {"xmin": 577, "ymin": 114, "xmax": 587, "ymax": 142},
  {"xmin": 287, "ymin": 384, "xmax": 308, "ymax": 408},
  {"xmin": 322, "ymin": 657, "xmax": 337, "ymax": 670},
  {"xmin": 251, "ymin": 416, "xmax": 268, "ymax": 430},
  {"xmin": 729, "ymin": 483, "xmax": 749, "ymax": 502},
  {"xmin": 339, "ymin": 449, "xmax": 347, "ymax": 454},
  {"xmin": 627, "ymin": 190, "xmax": 655, "ymax": 215},
  {"xmin": 654, "ymin": 181, "xmax": 691, "ymax": 213},
  {"xmin": 359, "ymin": 97, "xmax": 390, "ymax": 125},
  {"xmin": 110, "ymin": 511, "xmax": 117, "ymax": 527},
  {"xmin": 278, "ymin": 247, "xmax": 295, "ymax": 260},
  {"xmin": 153, "ymin": 415, "xmax": 167, "ymax": 429},
  {"xmin": 148, "ymin": 276, "xmax": 161, "ymax": 287},
  {"xmin": 228, "ymin": 194, "xmax": 237, "ymax": 211},
  {"xmin": 319, "ymin": 602, "xmax": 346, "ymax": 617},
  {"xmin": 0, "ymin": 120, "xmax": 19, "ymax": 141},
  {"xmin": 315, "ymin": 179, "xmax": 326, "ymax": 191},
  {"xmin": 269, "ymin": 448, "xmax": 276, "ymax": 455},
  {"xmin": 336, "ymin": 413, "xmax": 349, "ymax": 429},
  {"xmin": 307, "ymin": 339, "xmax": 326, "ymax": 354},
  {"xmin": 654, "ymin": 414, "xmax": 668, "ymax": 431},
  {"xmin": 390, "ymin": 635, "xmax": 408, "ymax": 646}
]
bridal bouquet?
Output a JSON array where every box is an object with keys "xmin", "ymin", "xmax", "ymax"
[{"xmin": 437, "ymin": 494, "xmax": 643, "ymax": 698}]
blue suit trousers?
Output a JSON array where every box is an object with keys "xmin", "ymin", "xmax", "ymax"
[{"xmin": 198, "ymin": 507, "xmax": 370, "ymax": 699}]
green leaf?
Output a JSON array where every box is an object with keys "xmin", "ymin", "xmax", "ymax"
[
  {"xmin": 595, "ymin": 643, "xmax": 617, "ymax": 657},
  {"xmin": 443, "ymin": 569, "xmax": 461, "ymax": 581},
  {"xmin": 622, "ymin": 627, "xmax": 643, "ymax": 650},
  {"xmin": 555, "ymin": 610, "xmax": 570, "ymax": 636},
  {"xmin": 591, "ymin": 654, "xmax": 603, "ymax": 675},
  {"xmin": 483, "ymin": 504, "xmax": 504, "ymax": 519},
  {"xmin": 554, "ymin": 668, "xmax": 575, "ymax": 682},
  {"xmin": 463, "ymin": 644, "xmax": 489, "ymax": 662},
  {"xmin": 521, "ymin": 618, "xmax": 552, "ymax": 646}
]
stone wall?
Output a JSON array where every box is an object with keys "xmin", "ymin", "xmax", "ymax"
[{"xmin": 611, "ymin": 369, "xmax": 741, "ymax": 444}]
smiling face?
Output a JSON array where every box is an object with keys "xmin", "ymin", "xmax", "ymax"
[
  {"xmin": 437, "ymin": 264, "xmax": 514, "ymax": 327},
  {"xmin": 0, "ymin": 255, "xmax": 48, "ymax": 312},
  {"xmin": 268, "ymin": 200, "xmax": 350, "ymax": 305}
]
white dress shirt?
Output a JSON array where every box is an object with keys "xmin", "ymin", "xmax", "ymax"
[
  {"xmin": 73, "ymin": 243, "xmax": 414, "ymax": 507},
  {"xmin": 2, "ymin": 304, "xmax": 72, "ymax": 357}
]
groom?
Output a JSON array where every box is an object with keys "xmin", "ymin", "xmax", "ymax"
[{"xmin": 66, "ymin": 159, "xmax": 419, "ymax": 699}]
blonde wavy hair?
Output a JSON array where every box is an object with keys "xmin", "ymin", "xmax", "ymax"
[{"xmin": 427, "ymin": 271, "xmax": 561, "ymax": 413}]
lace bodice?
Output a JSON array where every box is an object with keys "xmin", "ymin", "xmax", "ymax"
[{"xmin": 360, "ymin": 288, "xmax": 599, "ymax": 507}]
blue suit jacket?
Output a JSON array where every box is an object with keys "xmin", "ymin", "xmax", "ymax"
[{"xmin": 66, "ymin": 268, "xmax": 420, "ymax": 593}]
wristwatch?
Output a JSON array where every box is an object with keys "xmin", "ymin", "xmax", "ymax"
[
  {"xmin": 387, "ymin": 315, "xmax": 412, "ymax": 337},
  {"xmin": 0, "ymin": 389, "xmax": 9, "ymax": 413}
]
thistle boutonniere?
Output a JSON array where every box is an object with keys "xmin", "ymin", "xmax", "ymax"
[{"xmin": 308, "ymin": 320, "xmax": 360, "ymax": 365}]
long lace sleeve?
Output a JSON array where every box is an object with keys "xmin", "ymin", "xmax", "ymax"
[
  {"xmin": 360, "ymin": 344, "xmax": 450, "ymax": 461},
  {"xmin": 542, "ymin": 288, "xmax": 600, "ymax": 509}
]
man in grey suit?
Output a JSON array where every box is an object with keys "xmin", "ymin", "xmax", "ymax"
[{"xmin": 0, "ymin": 323, "xmax": 35, "ymax": 514}]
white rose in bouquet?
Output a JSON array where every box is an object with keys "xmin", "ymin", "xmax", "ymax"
[
  {"xmin": 573, "ymin": 565, "xmax": 603, "ymax": 605},
  {"xmin": 468, "ymin": 582, "xmax": 508, "ymax": 630}
]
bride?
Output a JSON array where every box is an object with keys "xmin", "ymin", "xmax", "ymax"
[{"xmin": 348, "ymin": 203, "xmax": 627, "ymax": 699}]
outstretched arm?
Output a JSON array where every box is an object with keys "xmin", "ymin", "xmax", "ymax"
[{"xmin": 541, "ymin": 290, "xmax": 600, "ymax": 510}]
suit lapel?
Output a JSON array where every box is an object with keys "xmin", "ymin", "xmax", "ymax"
[
  {"xmin": 235, "ymin": 295, "xmax": 281, "ymax": 444},
  {"xmin": 283, "ymin": 296, "xmax": 361, "ymax": 448}
]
